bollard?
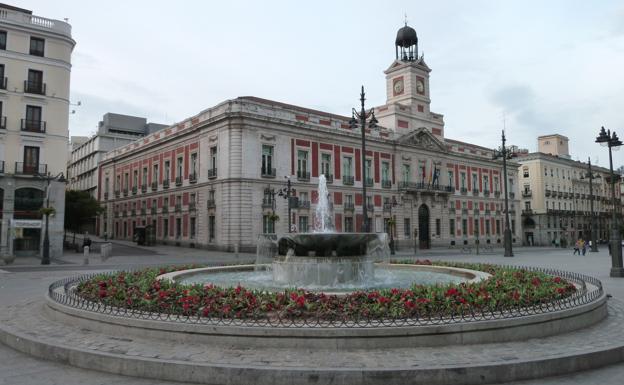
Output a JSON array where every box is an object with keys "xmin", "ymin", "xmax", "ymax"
[{"xmin": 83, "ymin": 245, "xmax": 90, "ymax": 265}]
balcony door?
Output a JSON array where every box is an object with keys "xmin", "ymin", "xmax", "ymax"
[
  {"xmin": 23, "ymin": 146, "xmax": 40, "ymax": 174},
  {"xmin": 25, "ymin": 105, "xmax": 42, "ymax": 131}
]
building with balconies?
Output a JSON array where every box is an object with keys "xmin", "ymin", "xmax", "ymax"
[
  {"xmin": 515, "ymin": 137, "xmax": 620, "ymax": 246},
  {"xmin": 0, "ymin": 4, "xmax": 74, "ymax": 262},
  {"xmin": 97, "ymin": 23, "xmax": 521, "ymax": 251}
]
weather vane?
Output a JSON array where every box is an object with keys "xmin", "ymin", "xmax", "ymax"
[{"xmin": 404, "ymin": 13, "xmax": 408, "ymax": 25}]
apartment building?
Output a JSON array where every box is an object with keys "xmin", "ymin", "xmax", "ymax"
[
  {"xmin": 0, "ymin": 4, "xmax": 74, "ymax": 261},
  {"xmin": 97, "ymin": 24, "xmax": 522, "ymax": 252}
]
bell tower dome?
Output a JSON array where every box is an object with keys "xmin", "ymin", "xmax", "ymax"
[{"xmin": 395, "ymin": 24, "xmax": 418, "ymax": 61}]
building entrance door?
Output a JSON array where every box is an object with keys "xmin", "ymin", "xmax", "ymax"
[{"xmin": 418, "ymin": 204, "xmax": 430, "ymax": 249}]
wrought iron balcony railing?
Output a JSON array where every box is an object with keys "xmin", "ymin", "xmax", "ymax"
[
  {"xmin": 207, "ymin": 168, "xmax": 217, "ymax": 179},
  {"xmin": 175, "ymin": 176, "xmax": 182, "ymax": 186},
  {"xmin": 14, "ymin": 162, "xmax": 46, "ymax": 175},
  {"xmin": 23, "ymin": 80, "xmax": 46, "ymax": 95},
  {"xmin": 20, "ymin": 119, "xmax": 46, "ymax": 133},
  {"xmin": 261, "ymin": 167, "xmax": 276, "ymax": 178},
  {"xmin": 297, "ymin": 171, "xmax": 310, "ymax": 181},
  {"xmin": 342, "ymin": 175, "xmax": 354, "ymax": 185}
]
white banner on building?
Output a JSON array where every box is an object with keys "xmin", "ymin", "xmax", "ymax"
[{"xmin": 11, "ymin": 219, "xmax": 42, "ymax": 229}]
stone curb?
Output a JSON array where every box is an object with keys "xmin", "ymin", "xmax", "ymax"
[{"xmin": 1, "ymin": 299, "xmax": 624, "ymax": 385}]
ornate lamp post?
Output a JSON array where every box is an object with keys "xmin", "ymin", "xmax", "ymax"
[
  {"xmin": 492, "ymin": 130, "xmax": 517, "ymax": 257},
  {"xmin": 349, "ymin": 86, "xmax": 378, "ymax": 233},
  {"xmin": 595, "ymin": 126, "xmax": 624, "ymax": 277},
  {"xmin": 36, "ymin": 172, "xmax": 65, "ymax": 265},
  {"xmin": 581, "ymin": 158, "xmax": 601, "ymax": 252},
  {"xmin": 277, "ymin": 176, "xmax": 296, "ymax": 233}
]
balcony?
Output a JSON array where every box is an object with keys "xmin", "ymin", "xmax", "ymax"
[
  {"xmin": 151, "ymin": 181, "xmax": 157, "ymax": 191},
  {"xmin": 545, "ymin": 189, "xmax": 551, "ymax": 197},
  {"xmin": 163, "ymin": 179, "xmax": 170, "ymax": 189},
  {"xmin": 297, "ymin": 171, "xmax": 310, "ymax": 181},
  {"xmin": 123, "ymin": 188, "xmax": 128, "ymax": 196},
  {"xmin": 207, "ymin": 199, "xmax": 216, "ymax": 208},
  {"xmin": 383, "ymin": 203, "xmax": 393, "ymax": 213},
  {"xmin": 522, "ymin": 209, "xmax": 533, "ymax": 215},
  {"xmin": 522, "ymin": 190, "xmax": 532, "ymax": 197},
  {"xmin": 140, "ymin": 208, "xmax": 147, "ymax": 215},
  {"xmin": 322, "ymin": 174, "xmax": 333, "ymax": 184},
  {"xmin": 151, "ymin": 207, "xmax": 157, "ymax": 215},
  {"xmin": 449, "ymin": 208, "xmax": 456, "ymax": 214},
  {"xmin": 399, "ymin": 181, "xmax": 453, "ymax": 195},
  {"xmin": 344, "ymin": 202, "xmax": 355, "ymax": 211},
  {"xmin": 342, "ymin": 175, "xmax": 354, "ymax": 185},
  {"xmin": 132, "ymin": 186, "xmax": 138, "ymax": 195},
  {"xmin": 462, "ymin": 208, "xmax": 469, "ymax": 215},
  {"xmin": 494, "ymin": 191, "xmax": 501, "ymax": 198},
  {"xmin": 262, "ymin": 198, "xmax": 274, "ymax": 208},
  {"xmin": 189, "ymin": 172, "xmax": 197, "ymax": 183},
  {"xmin": 23, "ymin": 80, "xmax": 46, "ymax": 95},
  {"xmin": 20, "ymin": 119, "xmax": 46, "ymax": 133},
  {"xmin": 472, "ymin": 189, "xmax": 479, "ymax": 196},
  {"xmin": 261, "ymin": 167, "xmax": 276, "ymax": 178},
  {"xmin": 189, "ymin": 202, "xmax": 196, "ymax": 211},
  {"xmin": 298, "ymin": 200, "xmax": 311, "ymax": 209},
  {"xmin": 575, "ymin": 193, "xmax": 580, "ymax": 199},
  {"xmin": 460, "ymin": 187, "xmax": 468, "ymax": 195},
  {"xmin": 175, "ymin": 176, "xmax": 182, "ymax": 186},
  {"xmin": 365, "ymin": 178, "xmax": 374, "ymax": 187},
  {"xmin": 103, "ymin": 192, "xmax": 109, "ymax": 200},
  {"xmin": 141, "ymin": 184, "xmax": 147, "ymax": 193},
  {"xmin": 483, "ymin": 190, "xmax": 490, "ymax": 197},
  {"xmin": 557, "ymin": 191, "xmax": 563, "ymax": 198},
  {"xmin": 473, "ymin": 209, "xmax": 480, "ymax": 215},
  {"xmin": 0, "ymin": 77, "xmax": 6, "ymax": 90},
  {"xmin": 14, "ymin": 162, "xmax": 46, "ymax": 175},
  {"xmin": 0, "ymin": 116, "xmax": 5, "ymax": 129},
  {"xmin": 207, "ymin": 168, "xmax": 217, "ymax": 179},
  {"xmin": 162, "ymin": 206, "xmax": 169, "ymax": 214},
  {"xmin": 563, "ymin": 192, "xmax": 568, "ymax": 199},
  {"xmin": 382, "ymin": 179, "xmax": 392, "ymax": 189},
  {"xmin": 175, "ymin": 204, "xmax": 182, "ymax": 212},
  {"xmin": 485, "ymin": 209, "xmax": 491, "ymax": 215}
]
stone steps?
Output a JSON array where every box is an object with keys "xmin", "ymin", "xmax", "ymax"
[{"xmin": 1, "ymin": 298, "xmax": 624, "ymax": 385}]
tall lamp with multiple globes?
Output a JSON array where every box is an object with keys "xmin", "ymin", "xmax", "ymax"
[
  {"xmin": 595, "ymin": 126, "xmax": 624, "ymax": 277},
  {"xmin": 349, "ymin": 86, "xmax": 378, "ymax": 233},
  {"xmin": 492, "ymin": 130, "xmax": 517, "ymax": 257},
  {"xmin": 36, "ymin": 172, "xmax": 66, "ymax": 265}
]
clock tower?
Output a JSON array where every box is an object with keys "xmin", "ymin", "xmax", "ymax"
[{"xmin": 376, "ymin": 24, "xmax": 444, "ymax": 138}]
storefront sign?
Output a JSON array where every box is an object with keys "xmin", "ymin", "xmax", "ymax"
[{"xmin": 11, "ymin": 219, "xmax": 42, "ymax": 229}]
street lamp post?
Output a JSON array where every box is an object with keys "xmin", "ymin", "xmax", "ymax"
[
  {"xmin": 349, "ymin": 86, "xmax": 378, "ymax": 233},
  {"xmin": 596, "ymin": 126, "xmax": 624, "ymax": 277},
  {"xmin": 583, "ymin": 158, "xmax": 600, "ymax": 252},
  {"xmin": 36, "ymin": 172, "xmax": 65, "ymax": 265},
  {"xmin": 492, "ymin": 130, "xmax": 516, "ymax": 257},
  {"xmin": 277, "ymin": 176, "xmax": 296, "ymax": 233}
]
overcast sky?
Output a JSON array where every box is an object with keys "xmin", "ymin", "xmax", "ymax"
[{"xmin": 20, "ymin": 0, "xmax": 624, "ymax": 169}]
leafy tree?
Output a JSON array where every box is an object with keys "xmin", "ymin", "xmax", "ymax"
[{"xmin": 64, "ymin": 190, "xmax": 104, "ymax": 235}]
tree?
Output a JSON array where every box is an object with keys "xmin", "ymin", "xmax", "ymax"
[{"xmin": 64, "ymin": 190, "xmax": 104, "ymax": 236}]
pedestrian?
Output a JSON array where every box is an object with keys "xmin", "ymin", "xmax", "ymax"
[
  {"xmin": 582, "ymin": 240, "xmax": 587, "ymax": 256},
  {"xmin": 82, "ymin": 232, "xmax": 92, "ymax": 250},
  {"xmin": 103, "ymin": 231, "xmax": 108, "ymax": 241},
  {"xmin": 573, "ymin": 239, "xmax": 580, "ymax": 255}
]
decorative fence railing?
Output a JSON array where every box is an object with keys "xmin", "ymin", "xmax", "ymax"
[{"xmin": 48, "ymin": 265, "xmax": 602, "ymax": 329}]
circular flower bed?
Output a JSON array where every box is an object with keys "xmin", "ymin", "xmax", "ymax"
[{"xmin": 75, "ymin": 261, "xmax": 577, "ymax": 320}]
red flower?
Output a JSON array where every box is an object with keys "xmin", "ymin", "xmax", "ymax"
[
  {"xmin": 553, "ymin": 277, "xmax": 562, "ymax": 284},
  {"xmin": 404, "ymin": 300, "xmax": 416, "ymax": 309},
  {"xmin": 531, "ymin": 277, "xmax": 541, "ymax": 286},
  {"xmin": 445, "ymin": 288, "xmax": 459, "ymax": 297},
  {"xmin": 391, "ymin": 288, "xmax": 400, "ymax": 296},
  {"xmin": 416, "ymin": 298, "xmax": 430, "ymax": 304},
  {"xmin": 98, "ymin": 289, "xmax": 107, "ymax": 298}
]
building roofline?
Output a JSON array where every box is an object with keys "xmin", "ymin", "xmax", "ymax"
[{"xmin": 237, "ymin": 96, "xmax": 351, "ymax": 121}]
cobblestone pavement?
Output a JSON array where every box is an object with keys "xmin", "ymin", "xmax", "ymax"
[{"xmin": 1, "ymin": 247, "xmax": 624, "ymax": 384}]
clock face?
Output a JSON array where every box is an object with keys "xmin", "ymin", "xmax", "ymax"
[
  {"xmin": 416, "ymin": 80, "xmax": 425, "ymax": 94},
  {"xmin": 393, "ymin": 79, "xmax": 404, "ymax": 95}
]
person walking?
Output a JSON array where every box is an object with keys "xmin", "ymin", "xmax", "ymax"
[
  {"xmin": 573, "ymin": 239, "xmax": 580, "ymax": 255},
  {"xmin": 581, "ymin": 239, "xmax": 587, "ymax": 256}
]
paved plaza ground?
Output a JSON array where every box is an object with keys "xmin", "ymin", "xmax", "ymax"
[{"xmin": 1, "ymin": 241, "xmax": 624, "ymax": 384}]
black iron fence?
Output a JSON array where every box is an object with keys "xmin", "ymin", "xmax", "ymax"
[{"xmin": 47, "ymin": 265, "xmax": 602, "ymax": 329}]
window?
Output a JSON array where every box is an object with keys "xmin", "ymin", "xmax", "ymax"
[
  {"xmin": 483, "ymin": 175, "xmax": 489, "ymax": 191},
  {"xmin": 404, "ymin": 218, "xmax": 411, "ymax": 238},
  {"xmin": 190, "ymin": 217, "xmax": 196, "ymax": 239},
  {"xmin": 382, "ymin": 161, "xmax": 390, "ymax": 182},
  {"xmin": 133, "ymin": 170, "xmax": 138, "ymax": 186},
  {"xmin": 297, "ymin": 150, "xmax": 308, "ymax": 175},
  {"xmin": 177, "ymin": 157, "xmax": 183, "ymax": 178},
  {"xmin": 474, "ymin": 219, "xmax": 479, "ymax": 237},
  {"xmin": 124, "ymin": 173, "xmax": 129, "ymax": 190},
  {"xmin": 210, "ymin": 146, "xmax": 217, "ymax": 170},
  {"xmin": 494, "ymin": 177, "xmax": 499, "ymax": 192},
  {"xmin": 190, "ymin": 153, "xmax": 197, "ymax": 177},
  {"xmin": 435, "ymin": 219, "xmax": 441, "ymax": 236},
  {"xmin": 511, "ymin": 220, "xmax": 516, "ymax": 233},
  {"xmin": 299, "ymin": 216, "xmax": 309, "ymax": 233},
  {"xmin": 545, "ymin": 167, "xmax": 548, "ymax": 176},
  {"xmin": 163, "ymin": 218, "xmax": 168, "ymax": 238},
  {"xmin": 523, "ymin": 168, "xmax": 529, "ymax": 178},
  {"xmin": 344, "ymin": 217, "xmax": 354, "ymax": 232},
  {"xmin": 345, "ymin": 194, "xmax": 353, "ymax": 205},
  {"xmin": 472, "ymin": 174, "xmax": 478, "ymax": 190},
  {"xmin": 263, "ymin": 215, "xmax": 275, "ymax": 234},
  {"xmin": 365, "ymin": 159, "xmax": 372, "ymax": 179},
  {"xmin": 142, "ymin": 167, "xmax": 147, "ymax": 186},
  {"xmin": 208, "ymin": 216, "xmax": 215, "ymax": 241},
  {"xmin": 29, "ymin": 37, "xmax": 45, "ymax": 56},
  {"xmin": 153, "ymin": 164, "xmax": 159, "ymax": 183},
  {"xmin": 496, "ymin": 220, "xmax": 501, "ymax": 235},
  {"xmin": 164, "ymin": 161, "xmax": 170, "ymax": 181},
  {"xmin": 104, "ymin": 177, "xmax": 109, "ymax": 194},
  {"xmin": 460, "ymin": 172, "xmax": 466, "ymax": 188},
  {"xmin": 449, "ymin": 219, "xmax": 455, "ymax": 237},
  {"xmin": 402, "ymin": 164, "xmax": 411, "ymax": 182},
  {"xmin": 485, "ymin": 219, "xmax": 490, "ymax": 235},
  {"xmin": 0, "ymin": 64, "xmax": 5, "ymax": 89},
  {"xmin": 176, "ymin": 218, "xmax": 182, "ymax": 238},
  {"xmin": 448, "ymin": 171, "xmax": 454, "ymax": 188},
  {"xmin": 24, "ymin": 105, "xmax": 42, "ymax": 131},
  {"xmin": 321, "ymin": 153, "xmax": 331, "ymax": 177},
  {"xmin": 462, "ymin": 219, "xmax": 468, "ymax": 237},
  {"xmin": 164, "ymin": 197, "xmax": 169, "ymax": 208},
  {"xmin": 23, "ymin": 146, "xmax": 39, "ymax": 174},
  {"xmin": 343, "ymin": 157, "xmax": 353, "ymax": 177},
  {"xmin": 262, "ymin": 145, "xmax": 273, "ymax": 174},
  {"xmin": 0, "ymin": 30, "xmax": 6, "ymax": 50},
  {"xmin": 525, "ymin": 201, "xmax": 531, "ymax": 210}
]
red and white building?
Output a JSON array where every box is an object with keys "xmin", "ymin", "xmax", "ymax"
[{"xmin": 97, "ymin": 24, "xmax": 522, "ymax": 252}]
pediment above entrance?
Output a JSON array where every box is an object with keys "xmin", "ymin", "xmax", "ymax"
[{"xmin": 397, "ymin": 127, "xmax": 447, "ymax": 152}]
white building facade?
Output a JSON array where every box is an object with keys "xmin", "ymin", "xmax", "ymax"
[
  {"xmin": 97, "ymin": 24, "xmax": 522, "ymax": 252},
  {"xmin": 0, "ymin": 4, "xmax": 74, "ymax": 262}
]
